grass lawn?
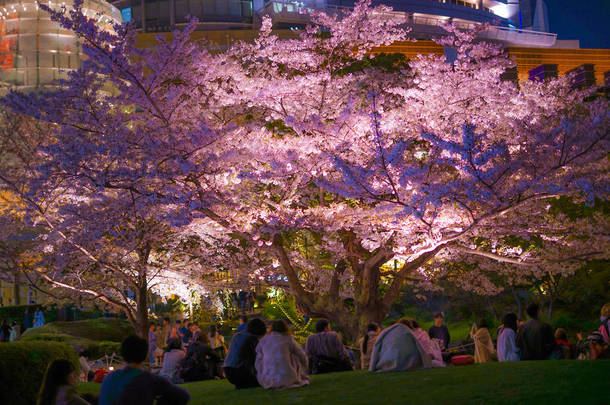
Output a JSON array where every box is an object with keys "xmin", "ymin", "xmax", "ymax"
[{"xmin": 80, "ymin": 360, "xmax": 610, "ymax": 405}]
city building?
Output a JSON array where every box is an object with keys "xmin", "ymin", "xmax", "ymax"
[{"xmin": 0, "ymin": 0, "xmax": 122, "ymax": 89}]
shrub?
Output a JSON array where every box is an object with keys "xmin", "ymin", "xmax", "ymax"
[
  {"xmin": 0, "ymin": 341, "xmax": 79, "ymax": 405},
  {"xmin": 20, "ymin": 333, "xmax": 122, "ymax": 360}
]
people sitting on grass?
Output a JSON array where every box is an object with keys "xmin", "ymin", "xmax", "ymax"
[
  {"xmin": 255, "ymin": 320, "xmax": 310, "ymax": 390},
  {"xmin": 99, "ymin": 335, "xmax": 190, "ymax": 405},
  {"xmin": 554, "ymin": 328, "xmax": 573, "ymax": 359},
  {"xmin": 179, "ymin": 332, "xmax": 221, "ymax": 382},
  {"xmin": 305, "ymin": 319, "xmax": 353, "ymax": 374},
  {"xmin": 470, "ymin": 319, "xmax": 495, "ymax": 363},
  {"xmin": 403, "ymin": 319, "xmax": 445, "ymax": 367},
  {"xmin": 516, "ymin": 303, "xmax": 556, "ymax": 360},
  {"xmin": 223, "ymin": 318, "xmax": 267, "ymax": 389},
  {"xmin": 428, "ymin": 312, "xmax": 450, "ymax": 351},
  {"xmin": 497, "ymin": 313, "xmax": 520, "ymax": 362},
  {"xmin": 587, "ymin": 331, "xmax": 610, "ymax": 360},
  {"xmin": 359, "ymin": 323, "xmax": 381, "ymax": 370},
  {"xmin": 369, "ymin": 319, "xmax": 432, "ymax": 372},
  {"xmin": 160, "ymin": 338, "xmax": 186, "ymax": 383},
  {"xmin": 37, "ymin": 359, "xmax": 91, "ymax": 405}
]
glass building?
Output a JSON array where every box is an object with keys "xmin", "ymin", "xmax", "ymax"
[{"xmin": 0, "ymin": 0, "xmax": 122, "ymax": 89}]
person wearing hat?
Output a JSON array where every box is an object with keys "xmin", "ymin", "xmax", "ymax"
[
  {"xmin": 588, "ymin": 331, "xmax": 610, "ymax": 360},
  {"xmin": 428, "ymin": 312, "xmax": 450, "ymax": 351}
]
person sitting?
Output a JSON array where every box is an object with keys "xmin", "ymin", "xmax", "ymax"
[
  {"xmin": 516, "ymin": 303, "xmax": 555, "ymax": 360},
  {"xmin": 255, "ymin": 320, "xmax": 310, "ymax": 390},
  {"xmin": 160, "ymin": 338, "xmax": 186, "ymax": 383},
  {"xmin": 37, "ymin": 359, "xmax": 90, "ymax": 405},
  {"xmin": 359, "ymin": 323, "xmax": 381, "ymax": 370},
  {"xmin": 208, "ymin": 325, "xmax": 226, "ymax": 359},
  {"xmin": 587, "ymin": 331, "xmax": 610, "ymax": 360},
  {"xmin": 305, "ymin": 319, "xmax": 352, "ymax": 374},
  {"xmin": 237, "ymin": 315, "xmax": 248, "ymax": 333},
  {"xmin": 554, "ymin": 328, "xmax": 573, "ymax": 359},
  {"xmin": 403, "ymin": 319, "xmax": 444, "ymax": 367},
  {"xmin": 223, "ymin": 318, "xmax": 267, "ymax": 389},
  {"xmin": 99, "ymin": 335, "xmax": 189, "ymax": 405},
  {"xmin": 428, "ymin": 312, "xmax": 450, "ymax": 351},
  {"xmin": 180, "ymin": 321, "xmax": 192, "ymax": 346},
  {"xmin": 497, "ymin": 313, "xmax": 520, "ymax": 362},
  {"xmin": 369, "ymin": 319, "xmax": 431, "ymax": 372},
  {"xmin": 179, "ymin": 333, "xmax": 221, "ymax": 382},
  {"xmin": 470, "ymin": 319, "xmax": 495, "ymax": 363}
]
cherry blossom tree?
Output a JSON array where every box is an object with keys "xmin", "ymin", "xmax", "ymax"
[{"xmin": 1, "ymin": 0, "xmax": 608, "ymax": 341}]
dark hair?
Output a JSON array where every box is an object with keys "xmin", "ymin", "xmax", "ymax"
[
  {"xmin": 121, "ymin": 335, "xmax": 149, "ymax": 363},
  {"xmin": 176, "ymin": 320, "xmax": 182, "ymax": 325},
  {"xmin": 196, "ymin": 332, "xmax": 210, "ymax": 345},
  {"xmin": 315, "ymin": 319, "xmax": 330, "ymax": 333},
  {"xmin": 503, "ymin": 313, "xmax": 518, "ymax": 331},
  {"xmin": 37, "ymin": 359, "xmax": 74, "ymax": 405},
  {"xmin": 555, "ymin": 328, "xmax": 568, "ymax": 341},
  {"xmin": 165, "ymin": 338, "xmax": 182, "ymax": 353},
  {"xmin": 362, "ymin": 323, "xmax": 379, "ymax": 355},
  {"xmin": 408, "ymin": 319, "xmax": 419, "ymax": 329},
  {"xmin": 240, "ymin": 315, "xmax": 248, "ymax": 324},
  {"xmin": 271, "ymin": 320, "xmax": 290, "ymax": 334},
  {"xmin": 247, "ymin": 318, "xmax": 267, "ymax": 337},
  {"xmin": 163, "ymin": 317, "xmax": 170, "ymax": 323},
  {"xmin": 398, "ymin": 318, "xmax": 412, "ymax": 327},
  {"xmin": 209, "ymin": 324, "xmax": 217, "ymax": 337},
  {"xmin": 527, "ymin": 303, "xmax": 539, "ymax": 320},
  {"xmin": 433, "ymin": 312, "xmax": 443, "ymax": 319}
]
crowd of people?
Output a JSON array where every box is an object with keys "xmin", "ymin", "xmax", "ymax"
[
  {"xmin": 35, "ymin": 302, "xmax": 609, "ymax": 404},
  {"xmin": 0, "ymin": 307, "xmax": 44, "ymax": 342}
]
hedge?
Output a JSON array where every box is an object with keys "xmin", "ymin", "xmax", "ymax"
[
  {"xmin": 20, "ymin": 333, "xmax": 121, "ymax": 359},
  {"xmin": 0, "ymin": 341, "xmax": 79, "ymax": 405}
]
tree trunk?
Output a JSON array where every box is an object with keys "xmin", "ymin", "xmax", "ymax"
[{"xmin": 511, "ymin": 287, "xmax": 522, "ymax": 320}]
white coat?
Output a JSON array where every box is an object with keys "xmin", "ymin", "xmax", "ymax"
[{"xmin": 255, "ymin": 332, "xmax": 310, "ymax": 390}]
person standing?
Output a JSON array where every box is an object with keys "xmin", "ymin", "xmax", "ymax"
[
  {"xmin": 428, "ymin": 312, "xmax": 450, "ymax": 351},
  {"xmin": 34, "ymin": 308, "xmax": 45, "ymax": 328},
  {"xmin": 0, "ymin": 320, "xmax": 11, "ymax": 342},
  {"xmin": 497, "ymin": 313, "xmax": 520, "ymax": 362},
  {"xmin": 148, "ymin": 323, "xmax": 157, "ymax": 366},
  {"xmin": 516, "ymin": 303, "xmax": 555, "ymax": 360},
  {"xmin": 24, "ymin": 308, "xmax": 32, "ymax": 331}
]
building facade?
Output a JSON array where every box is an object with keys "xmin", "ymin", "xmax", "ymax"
[{"xmin": 0, "ymin": 0, "xmax": 121, "ymax": 89}]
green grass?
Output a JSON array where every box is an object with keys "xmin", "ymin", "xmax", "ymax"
[{"xmin": 79, "ymin": 360, "xmax": 610, "ymax": 405}]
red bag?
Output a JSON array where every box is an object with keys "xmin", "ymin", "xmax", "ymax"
[
  {"xmin": 450, "ymin": 355, "xmax": 474, "ymax": 366},
  {"xmin": 93, "ymin": 369, "xmax": 109, "ymax": 383}
]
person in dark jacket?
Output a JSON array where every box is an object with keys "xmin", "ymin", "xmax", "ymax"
[
  {"xmin": 179, "ymin": 333, "xmax": 221, "ymax": 382},
  {"xmin": 516, "ymin": 303, "xmax": 556, "ymax": 360},
  {"xmin": 223, "ymin": 318, "xmax": 267, "ymax": 389},
  {"xmin": 428, "ymin": 312, "xmax": 450, "ymax": 350},
  {"xmin": 99, "ymin": 335, "xmax": 190, "ymax": 405}
]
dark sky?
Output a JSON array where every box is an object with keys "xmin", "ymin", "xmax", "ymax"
[{"xmin": 546, "ymin": 0, "xmax": 610, "ymax": 49}]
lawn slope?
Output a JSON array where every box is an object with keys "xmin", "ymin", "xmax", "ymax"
[{"xmin": 80, "ymin": 360, "xmax": 609, "ymax": 405}]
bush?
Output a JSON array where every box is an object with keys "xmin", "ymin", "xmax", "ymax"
[
  {"xmin": 0, "ymin": 341, "xmax": 79, "ymax": 405},
  {"xmin": 21, "ymin": 318, "xmax": 134, "ymax": 342},
  {"xmin": 20, "ymin": 332, "xmax": 122, "ymax": 360}
]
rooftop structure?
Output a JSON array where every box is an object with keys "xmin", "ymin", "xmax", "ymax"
[{"xmin": 111, "ymin": 0, "xmax": 557, "ymax": 47}]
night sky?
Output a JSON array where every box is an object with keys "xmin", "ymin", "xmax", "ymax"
[{"xmin": 546, "ymin": 0, "xmax": 610, "ymax": 49}]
